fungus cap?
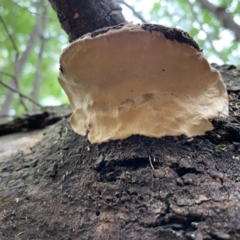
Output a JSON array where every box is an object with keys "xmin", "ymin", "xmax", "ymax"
[{"xmin": 59, "ymin": 23, "xmax": 228, "ymax": 143}]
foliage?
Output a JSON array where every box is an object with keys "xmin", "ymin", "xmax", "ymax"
[
  {"xmin": 149, "ymin": 0, "xmax": 240, "ymax": 65},
  {"xmin": 0, "ymin": 0, "xmax": 68, "ymax": 116}
]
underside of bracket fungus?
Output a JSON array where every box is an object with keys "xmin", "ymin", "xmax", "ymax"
[{"xmin": 58, "ymin": 23, "xmax": 228, "ymax": 143}]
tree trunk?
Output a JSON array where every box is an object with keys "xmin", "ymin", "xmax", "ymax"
[
  {"xmin": 31, "ymin": 1, "xmax": 49, "ymax": 110},
  {"xmin": 48, "ymin": 0, "xmax": 126, "ymax": 42},
  {"xmin": 0, "ymin": 1, "xmax": 240, "ymax": 239}
]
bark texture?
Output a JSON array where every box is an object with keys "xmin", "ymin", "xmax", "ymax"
[
  {"xmin": 48, "ymin": 0, "xmax": 126, "ymax": 42},
  {"xmin": 0, "ymin": 65, "xmax": 240, "ymax": 240},
  {"xmin": 1, "ymin": 1, "xmax": 239, "ymax": 239}
]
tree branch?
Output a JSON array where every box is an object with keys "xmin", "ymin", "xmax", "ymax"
[
  {"xmin": 117, "ymin": 0, "xmax": 147, "ymax": 23},
  {"xmin": 198, "ymin": 0, "xmax": 240, "ymax": 41},
  {"xmin": 48, "ymin": 0, "xmax": 126, "ymax": 42},
  {"xmin": 9, "ymin": 0, "xmax": 56, "ymax": 21},
  {"xmin": 186, "ymin": 0, "xmax": 225, "ymax": 62},
  {"xmin": 0, "ymin": 13, "xmax": 19, "ymax": 55},
  {"xmin": 0, "ymin": 75, "xmax": 43, "ymax": 109},
  {"xmin": 31, "ymin": 2, "xmax": 49, "ymax": 110}
]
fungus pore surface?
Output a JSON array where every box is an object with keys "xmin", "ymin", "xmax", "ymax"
[{"xmin": 58, "ymin": 23, "xmax": 228, "ymax": 143}]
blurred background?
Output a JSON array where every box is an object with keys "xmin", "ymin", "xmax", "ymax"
[{"xmin": 0, "ymin": 0, "xmax": 239, "ymax": 119}]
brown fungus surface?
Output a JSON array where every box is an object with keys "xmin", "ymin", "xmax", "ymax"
[{"xmin": 59, "ymin": 23, "xmax": 228, "ymax": 143}]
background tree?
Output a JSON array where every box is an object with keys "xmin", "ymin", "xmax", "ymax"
[{"xmin": 0, "ymin": 0, "xmax": 68, "ymax": 119}]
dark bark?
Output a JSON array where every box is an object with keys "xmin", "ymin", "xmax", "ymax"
[
  {"xmin": 0, "ymin": 65, "xmax": 240, "ymax": 240},
  {"xmin": 48, "ymin": 0, "xmax": 126, "ymax": 42},
  {"xmin": 0, "ymin": 105, "xmax": 71, "ymax": 135}
]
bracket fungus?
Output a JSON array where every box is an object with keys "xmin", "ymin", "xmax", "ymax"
[{"xmin": 58, "ymin": 23, "xmax": 228, "ymax": 143}]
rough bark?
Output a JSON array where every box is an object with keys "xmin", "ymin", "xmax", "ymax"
[
  {"xmin": 1, "ymin": 1, "xmax": 240, "ymax": 239},
  {"xmin": 48, "ymin": 0, "xmax": 126, "ymax": 42},
  {"xmin": 0, "ymin": 65, "xmax": 240, "ymax": 240}
]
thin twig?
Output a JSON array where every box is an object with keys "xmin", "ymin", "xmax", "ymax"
[
  {"xmin": 0, "ymin": 78, "xmax": 43, "ymax": 109},
  {"xmin": 148, "ymin": 155, "xmax": 155, "ymax": 170},
  {"xmin": 0, "ymin": 14, "xmax": 19, "ymax": 54},
  {"xmin": 0, "ymin": 72, "xmax": 29, "ymax": 112},
  {"xmin": 117, "ymin": 0, "xmax": 147, "ymax": 23},
  {"xmin": 9, "ymin": 0, "xmax": 56, "ymax": 21},
  {"xmin": 186, "ymin": 0, "xmax": 225, "ymax": 62},
  {"xmin": 0, "ymin": 71, "xmax": 16, "ymax": 79}
]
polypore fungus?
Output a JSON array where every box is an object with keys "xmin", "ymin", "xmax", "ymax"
[{"xmin": 58, "ymin": 23, "xmax": 228, "ymax": 143}]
